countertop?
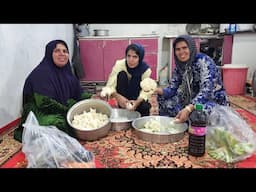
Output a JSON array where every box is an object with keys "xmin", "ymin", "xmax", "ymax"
[
  {"xmin": 78, "ymin": 34, "xmax": 160, "ymax": 39},
  {"xmin": 164, "ymin": 34, "xmax": 223, "ymax": 39}
]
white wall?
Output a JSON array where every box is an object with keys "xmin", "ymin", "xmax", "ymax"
[
  {"xmin": 231, "ymin": 33, "xmax": 256, "ymax": 80},
  {"xmin": 0, "ymin": 24, "xmax": 73, "ymax": 128}
]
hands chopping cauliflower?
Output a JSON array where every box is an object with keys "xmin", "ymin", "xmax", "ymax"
[
  {"xmin": 126, "ymin": 102, "xmax": 134, "ymax": 110},
  {"xmin": 100, "ymin": 87, "xmax": 114, "ymax": 98}
]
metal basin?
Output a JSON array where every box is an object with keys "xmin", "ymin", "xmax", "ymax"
[
  {"xmin": 110, "ymin": 108, "xmax": 141, "ymax": 131},
  {"xmin": 93, "ymin": 29, "xmax": 109, "ymax": 36},
  {"xmin": 67, "ymin": 99, "xmax": 112, "ymax": 141},
  {"xmin": 132, "ymin": 116, "xmax": 188, "ymax": 143}
]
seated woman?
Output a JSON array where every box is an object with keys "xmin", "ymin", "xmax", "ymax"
[
  {"xmin": 14, "ymin": 39, "xmax": 91, "ymax": 142},
  {"xmin": 103, "ymin": 43, "xmax": 152, "ymax": 116},
  {"xmin": 155, "ymin": 35, "xmax": 228, "ymax": 123}
]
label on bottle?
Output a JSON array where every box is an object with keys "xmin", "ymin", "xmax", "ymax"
[{"xmin": 188, "ymin": 125, "xmax": 206, "ymax": 136}]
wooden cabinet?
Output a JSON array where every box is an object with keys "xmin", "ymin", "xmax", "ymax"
[
  {"xmin": 130, "ymin": 38, "xmax": 158, "ymax": 80},
  {"xmin": 79, "ymin": 39, "xmax": 128, "ymax": 81},
  {"xmin": 221, "ymin": 35, "xmax": 233, "ymax": 65},
  {"xmin": 79, "ymin": 36, "xmax": 158, "ymax": 82}
]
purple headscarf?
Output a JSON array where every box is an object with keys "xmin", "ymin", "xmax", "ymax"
[{"xmin": 23, "ymin": 40, "xmax": 83, "ymax": 105}]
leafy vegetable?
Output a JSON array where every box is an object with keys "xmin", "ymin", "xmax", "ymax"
[{"xmin": 206, "ymin": 128, "xmax": 254, "ymax": 163}]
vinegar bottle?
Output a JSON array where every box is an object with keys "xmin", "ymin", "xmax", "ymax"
[{"xmin": 188, "ymin": 103, "xmax": 207, "ymax": 157}]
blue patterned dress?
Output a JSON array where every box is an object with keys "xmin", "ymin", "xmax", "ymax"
[{"xmin": 158, "ymin": 53, "xmax": 228, "ymax": 117}]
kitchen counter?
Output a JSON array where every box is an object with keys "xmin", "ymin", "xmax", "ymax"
[
  {"xmin": 79, "ymin": 35, "xmax": 160, "ymax": 39},
  {"xmin": 164, "ymin": 34, "xmax": 223, "ymax": 39}
]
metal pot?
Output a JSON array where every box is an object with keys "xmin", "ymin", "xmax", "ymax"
[
  {"xmin": 66, "ymin": 99, "xmax": 112, "ymax": 141},
  {"xmin": 93, "ymin": 29, "xmax": 109, "ymax": 36},
  {"xmin": 110, "ymin": 108, "xmax": 141, "ymax": 131},
  {"xmin": 132, "ymin": 116, "xmax": 188, "ymax": 143}
]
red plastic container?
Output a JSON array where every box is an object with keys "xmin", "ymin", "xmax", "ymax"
[{"xmin": 222, "ymin": 65, "xmax": 248, "ymax": 95}]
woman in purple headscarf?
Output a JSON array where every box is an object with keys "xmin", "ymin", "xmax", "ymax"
[
  {"xmin": 14, "ymin": 40, "xmax": 91, "ymax": 142},
  {"xmin": 104, "ymin": 43, "xmax": 152, "ymax": 116},
  {"xmin": 155, "ymin": 35, "xmax": 228, "ymax": 123}
]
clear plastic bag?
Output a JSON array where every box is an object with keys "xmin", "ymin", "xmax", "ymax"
[
  {"xmin": 22, "ymin": 111, "xmax": 95, "ymax": 168},
  {"xmin": 206, "ymin": 105, "xmax": 256, "ymax": 163}
]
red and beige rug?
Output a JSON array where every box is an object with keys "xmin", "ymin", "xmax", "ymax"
[
  {"xmin": 0, "ymin": 130, "xmax": 237, "ymax": 168},
  {"xmin": 229, "ymin": 95, "xmax": 256, "ymax": 116},
  {"xmin": 81, "ymin": 130, "xmax": 236, "ymax": 168},
  {"xmin": 1, "ymin": 97, "xmax": 256, "ymax": 168},
  {"xmin": 0, "ymin": 131, "xmax": 22, "ymax": 166}
]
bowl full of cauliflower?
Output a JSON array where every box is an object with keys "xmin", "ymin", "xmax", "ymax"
[
  {"xmin": 132, "ymin": 116, "xmax": 188, "ymax": 143},
  {"xmin": 67, "ymin": 99, "xmax": 112, "ymax": 141}
]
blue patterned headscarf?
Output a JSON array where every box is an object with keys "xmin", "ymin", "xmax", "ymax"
[
  {"xmin": 173, "ymin": 35, "xmax": 197, "ymax": 106},
  {"xmin": 125, "ymin": 43, "xmax": 149, "ymax": 100},
  {"xmin": 23, "ymin": 40, "xmax": 83, "ymax": 105}
]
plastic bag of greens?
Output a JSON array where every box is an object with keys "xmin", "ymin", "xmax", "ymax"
[
  {"xmin": 22, "ymin": 111, "xmax": 95, "ymax": 168},
  {"xmin": 206, "ymin": 105, "xmax": 256, "ymax": 163}
]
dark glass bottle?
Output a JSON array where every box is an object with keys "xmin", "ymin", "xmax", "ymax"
[{"xmin": 188, "ymin": 104, "xmax": 207, "ymax": 157}]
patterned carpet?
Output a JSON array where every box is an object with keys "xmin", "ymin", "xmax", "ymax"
[
  {"xmin": 1, "ymin": 97, "xmax": 256, "ymax": 168},
  {"xmin": 0, "ymin": 131, "xmax": 22, "ymax": 166},
  {"xmin": 0, "ymin": 129, "xmax": 238, "ymax": 168},
  {"xmin": 81, "ymin": 129, "xmax": 235, "ymax": 168},
  {"xmin": 229, "ymin": 95, "xmax": 256, "ymax": 116}
]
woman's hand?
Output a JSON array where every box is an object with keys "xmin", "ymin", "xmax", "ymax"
[
  {"xmin": 128, "ymin": 99, "xmax": 142, "ymax": 111},
  {"xmin": 115, "ymin": 93, "xmax": 129, "ymax": 108},
  {"xmin": 174, "ymin": 105, "xmax": 194, "ymax": 123},
  {"xmin": 154, "ymin": 87, "xmax": 163, "ymax": 95}
]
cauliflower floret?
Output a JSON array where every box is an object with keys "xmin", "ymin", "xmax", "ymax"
[
  {"xmin": 140, "ymin": 77, "xmax": 157, "ymax": 92},
  {"xmin": 140, "ymin": 78, "xmax": 157, "ymax": 101},
  {"xmin": 71, "ymin": 108, "xmax": 108, "ymax": 130},
  {"xmin": 126, "ymin": 102, "xmax": 134, "ymax": 110}
]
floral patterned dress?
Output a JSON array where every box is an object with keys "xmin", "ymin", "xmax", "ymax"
[{"xmin": 158, "ymin": 53, "xmax": 228, "ymax": 117}]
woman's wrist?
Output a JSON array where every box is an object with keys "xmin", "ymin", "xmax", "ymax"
[
  {"xmin": 185, "ymin": 104, "xmax": 194, "ymax": 113},
  {"xmin": 185, "ymin": 106, "xmax": 192, "ymax": 113}
]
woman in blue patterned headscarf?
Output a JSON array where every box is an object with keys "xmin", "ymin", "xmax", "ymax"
[
  {"xmin": 105, "ymin": 43, "xmax": 152, "ymax": 116},
  {"xmin": 155, "ymin": 35, "xmax": 228, "ymax": 123},
  {"xmin": 14, "ymin": 40, "xmax": 91, "ymax": 142}
]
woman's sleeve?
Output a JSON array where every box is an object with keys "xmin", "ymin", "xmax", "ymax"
[
  {"xmin": 162, "ymin": 67, "xmax": 181, "ymax": 99},
  {"xmin": 105, "ymin": 59, "xmax": 124, "ymax": 92},
  {"xmin": 191, "ymin": 56, "xmax": 215, "ymax": 105},
  {"xmin": 33, "ymin": 93, "xmax": 68, "ymax": 114},
  {"xmin": 14, "ymin": 93, "xmax": 68, "ymax": 142},
  {"xmin": 29, "ymin": 93, "xmax": 69, "ymax": 129}
]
